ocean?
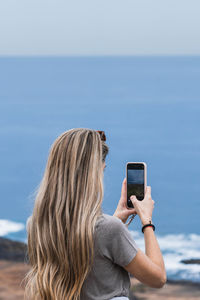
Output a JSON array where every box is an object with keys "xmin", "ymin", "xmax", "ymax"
[{"xmin": 0, "ymin": 56, "xmax": 199, "ymax": 282}]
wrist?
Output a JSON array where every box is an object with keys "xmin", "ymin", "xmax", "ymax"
[
  {"xmin": 113, "ymin": 212, "xmax": 127, "ymax": 224},
  {"xmin": 142, "ymin": 222, "xmax": 155, "ymax": 233},
  {"xmin": 141, "ymin": 217, "xmax": 152, "ymax": 226},
  {"xmin": 142, "ymin": 225, "xmax": 154, "ymax": 232}
]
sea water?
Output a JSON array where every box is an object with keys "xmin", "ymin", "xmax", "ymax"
[{"xmin": 0, "ymin": 56, "xmax": 200, "ymax": 282}]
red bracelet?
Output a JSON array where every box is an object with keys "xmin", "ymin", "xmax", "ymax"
[{"xmin": 142, "ymin": 222, "xmax": 155, "ymax": 233}]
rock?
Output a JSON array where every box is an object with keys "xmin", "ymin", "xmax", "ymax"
[
  {"xmin": 0, "ymin": 237, "xmax": 27, "ymax": 262},
  {"xmin": 180, "ymin": 259, "xmax": 200, "ymax": 265}
]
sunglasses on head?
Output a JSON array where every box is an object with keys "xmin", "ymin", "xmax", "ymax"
[{"xmin": 96, "ymin": 130, "xmax": 106, "ymax": 142}]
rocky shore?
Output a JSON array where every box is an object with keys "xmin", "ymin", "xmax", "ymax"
[
  {"xmin": 0, "ymin": 237, "xmax": 27, "ymax": 262},
  {"xmin": 0, "ymin": 237, "xmax": 199, "ymax": 300},
  {"xmin": 130, "ymin": 278, "xmax": 200, "ymax": 300}
]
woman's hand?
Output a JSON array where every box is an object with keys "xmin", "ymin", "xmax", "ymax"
[
  {"xmin": 130, "ymin": 186, "xmax": 154, "ymax": 225},
  {"xmin": 113, "ymin": 178, "xmax": 137, "ymax": 224}
]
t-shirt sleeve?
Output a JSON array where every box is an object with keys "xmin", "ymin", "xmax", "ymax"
[{"xmin": 97, "ymin": 216, "xmax": 139, "ymax": 267}]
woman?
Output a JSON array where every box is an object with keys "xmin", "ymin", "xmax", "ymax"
[{"xmin": 24, "ymin": 128, "xmax": 166, "ymax": 300}]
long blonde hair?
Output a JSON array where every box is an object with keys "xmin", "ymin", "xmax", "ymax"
[{"xmin": 24, "ymin": 128, "xmax": 109, "ymax": 300}]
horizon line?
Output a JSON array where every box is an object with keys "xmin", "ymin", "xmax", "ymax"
[{"xmin": 0, "ymin": 54, "xmax": 200, "ymax": 58}]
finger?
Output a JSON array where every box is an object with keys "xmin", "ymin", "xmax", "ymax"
[
  {"xmin": 147, "ymin": 186, "xmax": 151, "ymax": 196},
  {"xmin": 121, "ymin": 178, "xmax": 127, "ymax": 199}
]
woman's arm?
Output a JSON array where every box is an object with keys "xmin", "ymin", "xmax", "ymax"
[
  {"xmin": 124, "ymin": 227, "xmax": 166, "ymax": 288},
  {"xmin": 143, "ymin": 226, "xmax": 166, "ymax": 275},
  {"xmin": 114, "ymin": 180, "xmax": 167, "ymax": 288}
]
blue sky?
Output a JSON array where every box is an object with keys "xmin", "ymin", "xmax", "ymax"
[{"xmin": 0, "ymin": 0, "xmax": 200, "ymax": 55}]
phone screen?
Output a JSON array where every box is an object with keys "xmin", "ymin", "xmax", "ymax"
[{"xmin": 127, "ymin": 163, "xmax": 145, "ymax": 208}]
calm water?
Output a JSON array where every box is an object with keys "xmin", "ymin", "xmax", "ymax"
[{"xmin": 0, "ymin": 56, "xmax": 200, "ymax": 281}]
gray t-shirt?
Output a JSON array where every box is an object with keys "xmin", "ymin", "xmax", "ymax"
[{"xmin": 80, "ymin": 213, "xmax": 139, "ymax": 300}]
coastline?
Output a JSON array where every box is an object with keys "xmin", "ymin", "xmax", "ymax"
[
  {"xmin": 130, "ymin": 278, "xmax": 200, "ymax": 300},
  {"xmin": 0, "ymin": 237, "xmax": 199, "ymax": 299}
]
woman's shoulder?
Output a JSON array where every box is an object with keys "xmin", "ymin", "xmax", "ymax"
[
  {"xmin": 96, "ymin": 213, "xmax": 123, "ymax": 225},
  {"xmin": 95, "ymin": 213, "xmax": 125, "ymax": 233},
  {"xmin": 94, "ymin": 213, "xmax": 139, "ymax": 266}
]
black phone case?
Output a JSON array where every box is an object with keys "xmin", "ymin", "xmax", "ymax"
[{"xmin": 126, "ymin": 162, "xmax": 147, "ymax": 209}]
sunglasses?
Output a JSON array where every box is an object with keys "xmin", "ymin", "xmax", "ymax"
[{"xmin": 96, "ymin": 130, "xmax": 106, "ymax": 141}]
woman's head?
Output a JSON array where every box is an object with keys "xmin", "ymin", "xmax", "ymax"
[{"xmin": 24, "ymin": 128, "xmax": 109, "ymax": 300}]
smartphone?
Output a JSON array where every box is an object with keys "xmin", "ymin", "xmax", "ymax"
[{"xmin": 126, "ymin": 162, "xmax": 147, "ymax": 208}]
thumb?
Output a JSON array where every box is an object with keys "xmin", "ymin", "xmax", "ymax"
[{"xmin": 130, "ymin": 195, "xmax": 138, "ymax": 206}]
